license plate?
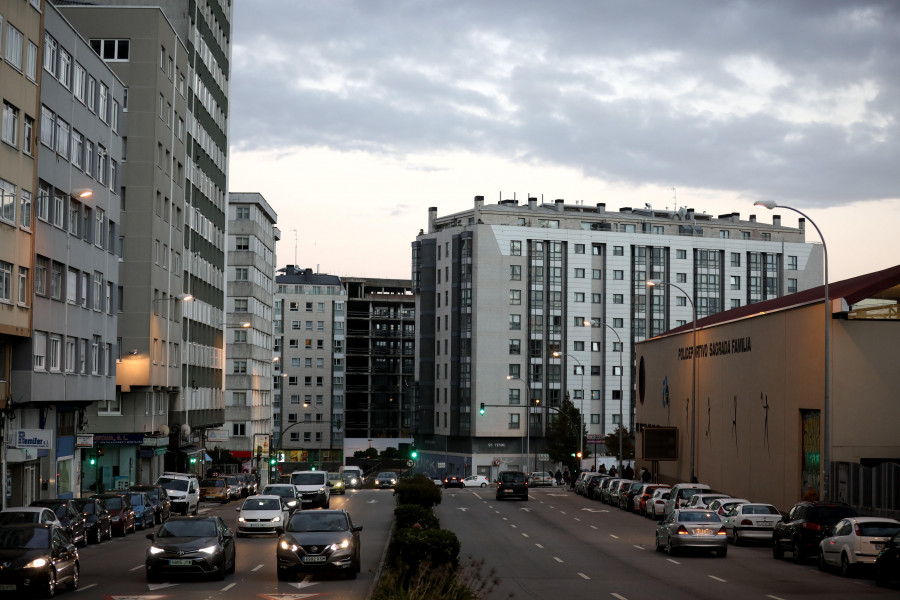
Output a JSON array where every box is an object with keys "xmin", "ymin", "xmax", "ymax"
[
  {"xmin": 0, "ymin": 585, "xmax": 17, "ymax": 591},
  {"xmin": 169, "ymin": 559, "xmax": 192, "ymax": 566},
  {"xmin": 693, "ymin": 528, "xmax": 712, "ymax": 535},
  {"xmin": 874, "ymin": 543, "xmax": 884, "ymax": 550},
  {"xmin": 759, "ymin": 520, "xmax": 772, "ymax": 526},
  {"xmin": 503, "ymin": 489, "xmax": 513, "ymax": 493},
  {"xmin": 302, "ymin": 555, "xmax": 327, "ymax": 563}
]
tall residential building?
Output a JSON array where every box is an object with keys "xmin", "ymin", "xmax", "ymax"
[
  {"xmin": 411, "ymin": 196, "xmax": 824, "ymax": 479},
  {"xmin": 223, "ymin": 192, "xmax": 277, "ymax": 473},
  {"xmin": 61, "ymin": 0, "xmax": 233, "ymax": 476},
  {"xmin": 8, "ymin": 3, "xmax": 124, "ymax": 504},
  {"xmin": 58, "ymin": 5, "xmax": 186, "ymax": 486},
  {"xmin": 0, "ymin": 0, "xmax": 41, "ymax": 502}
]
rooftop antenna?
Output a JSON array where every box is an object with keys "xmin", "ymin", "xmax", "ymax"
[
  {"xmin": 670, "ymin": 187, "xmax": 678, "ymax": 211},
  {"xmin": 293, "ymin": 229, "xmax": 298, "ymax": 266}
]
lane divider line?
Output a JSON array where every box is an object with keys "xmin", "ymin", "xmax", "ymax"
[
  {"xmin": 609, "ymin": 534, "xmax": 619, "ymax": 539},
  {"xmin": 522, "ymin": 533, "xmax": 529, "ymax": 537},
  {"xmin": 252, "ymin": 564, "xmax": 264, "ymax": 571},
  {"xmin": 611, "ymin": 594, "xmax": 628, "ymax": 600},
  {"xmin": 590, "ymin": 525, "xmax": 598, "ymax": 530},
  {"xmin": 553, "ymin": 556, "xmax": 563, "ymax": 563},
  {"xmin": 666, "ymin": 558, "xmax": 680, "ymax": 564},
  {"xmin": 221, "ymin": 583, "xmax": 237, "ymax": 591},
  {"xmin": 709, "ymin": 575, "xmax": 727, "ymax": 583},
  {"xmin": 535, "ymin": 543, "xmax": 544, "ymax": 549},
  {"xmin": 578, "ymin": 572, "xmax": 591, "ymax": 580}
]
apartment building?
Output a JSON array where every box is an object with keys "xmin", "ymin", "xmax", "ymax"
[
  {"xmin": 222, "ymin": 192, "xmax": 277, "ymax": 471},
  {"xmin": 411, "ymin": 196, "xmax": 824, "ymax": 479}
]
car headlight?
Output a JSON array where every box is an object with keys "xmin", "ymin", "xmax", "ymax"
[
  {"xmin": 237, "ymin": 516, "xmax": 246, "ymax": 523},
  {"xmin": 279, "ymin": 540, "xmax": 298, "ymax": 551},
  {"xmin": 328, "ymin": 539, "xmax": 351, "ymax": 551},
  {"xmin": 148, "ymin": 546, "xmax": 165, "ymax": 555},
  {"xmin": 199, "ymin": 545, "xmax": 218, "ymax": 555},
  {"xmin": 350, "ymin": 478, "xmax": 358, "ymax": 485},
  {"xmin": 319, "ymin": 487, "xmax": 326, "ymax": 493},
  {"xmin": 272, "ymin": 516, "xmax": 281, "ymax": 522},
  {"xmin": 24, "ymin": 557, "xmax": 48, "ymax": 569},
  {"xmin": 375, "ymin": 480, "xmax": 380, "ymax": 485},
  {"xmin": 391, "ymin": 479, "xmax": 397, "ymax": 485},
  {"xmin": 286, "ymin": 500, "xmax": 297, "ymax": 508},
  {"xmin": 334, "ymin": 482, "xmax": 343, "ymax": 488}
]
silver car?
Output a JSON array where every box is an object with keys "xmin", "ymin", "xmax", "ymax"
[
  {"xmin": 722, "ymin": 503, "xmax": 781, "ymax": 545},
  {"xmin": 655, "ymin": 509, "xmax": 727, "ymax": 557}
]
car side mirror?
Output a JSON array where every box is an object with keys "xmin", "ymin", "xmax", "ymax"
[
  {"xmin": 234, "ymin": 507, "xmax": 241, "ymax": 512},
  {"xmin": 222, "ymin": 530, "xmax": 234, "ymax": 540},
  {"xmin": 352, "ymin": 525, "xmax": 363, "ymax": 532},
  {"xmin": 146, "ymin": 533, "xmax": 154, "ymax": 541}
]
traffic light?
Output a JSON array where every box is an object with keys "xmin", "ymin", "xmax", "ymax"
[
  {"xmin": 89, "ymin": 455, "xmax": 96, "ymax": 465},
  {"xmin": 576, "ymin": 452, "xmax": 583, "ymax": 459},
  {"xmin": 479, "ymin": 402, "xmax": 485, "ymax": 416},
  {"xmin": 410, "ymin": 446, "xmax": 418, "ymax": 459},
  {"xmin": 189, "ymin": 456, "xmax": 197, "ymax": 465},
  {"xmin": 269, "ymin": 456, "xmax": 277, "ymax": 465},
  {"xmin": 97, "ymin": 447, "xmax": 104, "ymax": 457}
]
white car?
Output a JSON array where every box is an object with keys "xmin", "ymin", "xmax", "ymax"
[
  {"xmin": 235, "ymin": 495, "xmax": 290, "ymax": 536},
  {"xmin": 462, "ymin": 475, "xmax": 490, "ymax": 488},
  {"xmin": 685, "ymin": 492, "xmax": 731, "ymax": 510},
  {"xmin": 0, "ymin": 506, "xmax": 63, "ymax": 528},
  {"xmin": 721, "ymin": 503, "xmax": 781, "ymax": 545},
  {"xmin": 648, "ymin": 488, "xmax": 671, "ymax": 519},
  {"xmin": 528, "ymin": 472, "xmax": 554, "ymax": 487},
  {"xmin": 708, "ymin": 498, "xmax": 750, "ymax": 517},
  {"xmin": 818, "ymin": 516, "xmax": 900, "ymax": 577}
]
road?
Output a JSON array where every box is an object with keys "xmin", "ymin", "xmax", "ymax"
[
  {"xmin": 68, "ymin": 488, "xmax": 395, "ymax": 600},
  {"xmin": 436, "ymin": 486, "xmax": 898, "ymax": 600}
]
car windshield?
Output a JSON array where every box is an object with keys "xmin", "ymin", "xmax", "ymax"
[
  {"xmin": 158, "ymin": 478, "xmax": 188, "ymax": 492},
  {"xmin": 264, "ymin": 486, "xmax": 293, "ymax": 497},
  {"xmin": 858, "ymin": 522, "xmax": 900, "ymax": 536},
  {"xmin": 743, "ymin": 505, "xmax": 779, "ymax": 515},
  {"xmin": 287, "ymin": 513, "xmax": 347, "ymax": 533},
  {"xmin": 500, "ymin": 472, "xmax": 525, "ymax": 484},
  {"xmin": 127, "ymin": 495, "xmax": 143, "ymax": 506},
  {"xmin": 809, "ymin": 505, "xmax": 856, "ymax": 525},
  {"xmin": 202, "ymin": 479, "xmax": 225, "ymax": 488},
  {"xmin": 73, "ymin": 500, "xmax": 95, "ymax": 515},
  {"xmin": 680, "ymin": 511, "xmax": 720, "ymax": 522},
  {"xmin": 0, "ymin": 512, "xmax": 38, "ymax": 524},
  {"xmin": 377, "ymin": 473, "xmax": 395, "ymax": 479},
  {"xmin": 102, "ymin": 497, "xmax": 123, "ymax": 510},
  {"xmin": 0, "ymin": 527, "xmax": 49, "ymax": 549},
  {"xmin": 291, "ymin": 473, "xmax": 325, "ymax": 485},
  {"xmin": 158, "ymin": 520, "xmax": 217, "ymax": 538},
  {"xmin": 243, "ymin": 498, "xmax": 281, "ymax": 511}
]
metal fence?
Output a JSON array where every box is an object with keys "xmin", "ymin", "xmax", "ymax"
[{"xmin": 832, "ymin": 461, "xmax": 900, "ymax": 519}]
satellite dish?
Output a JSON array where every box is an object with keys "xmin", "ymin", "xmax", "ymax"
[
  {"xmin": 678, "ymin": 207, "xmax": 686, "ymax": 219},
  {"xmin": 180, "ymin": 423, "xmax": 191, "ymax": 438},
  {"xmin": 159, "ymin": 424, "xmax": 170, "ymax": 436}
]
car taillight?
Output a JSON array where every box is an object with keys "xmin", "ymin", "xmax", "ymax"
[
  {"xmin": 717, "ymin": 527, "xmax": 727, "ymax": 536},
  {"xmin": 853, "ymin": 523, "xmax": 861, "ymax": 537},
  {"xmin": 741, "ymin": 519, "xmax": 753, "ymax": 526},
  {"xmin": 803, "ymin": 522, "xmax": 823, "ymax": 531},
  {"xmin": 677, "ymin": 525, "xmax": 690, "ymax": 535}
]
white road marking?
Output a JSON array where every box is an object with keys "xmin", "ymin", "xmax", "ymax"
[
  {"xmin": 252, "ymin": 564, "xmax": 264, "ymax": 571},
  {"xmin": 502, "ymin": 517, "xmax": 508, "ymax": 521},
  {"xmin": 709, "ymin": 575, "xmax": 726, "ymax": 583},
  {"xmin": 633, "ymin": 545, "xmax": 644, "ymax": 550},
  {"xmin": 535, "ymin": 543, "xmax": 544, "ymax": 549},
  {"xmin": 147, "ymin": 582, "xmax": 179, "ymax": 590},
  {"xmin": 522, "ymin": 533, "xmax": 529, "ymax": 538},
  {"xmin": 590, "ymin": 525, "xmax": 598, "ymax": 530},
  {"xmin": 609, "ymin": 534, "xmax": 619, "ymax": 539},
  {"xmin": 520, "ymin": 508, "xmax": 532, "ymax": 512},
  {"xmin": 578, "ymin": 572, "xmax": 591, "ymax": 580},
  {"xmin": 765, "ymin": 596, "xmax": 787, "ymax": 600},
  {"xmin": 511, "ymin": 524, "xmax": 517, "ymax": 528},
  {"xmin": 129, "ymin": 565, "xmax": 143, "ymax": 571},
  {"xmin": 78, "ymin": 584, "xmax": 97, "ymax": 591},
  {"xmin": 666, "ymin": 559, "xmax": 680, "ymax": 564},
  {"xmin": 574, "ymin": 518, "xmax": 581, "ymax": 521},
  {"xmin": 611, "ymin": 594, "xmax": 628, "ymax": 600},
  {"xmin": 221, "ymin": 583, "xmax": 237, "ymax": 591},
  {"xmin": 457, "ymin": 507, "xmax": 469, "ymax": 511},
  {"xmin": 553, "ymin": 556, "xmax": 563, "ymax": 563},
  {"xmin": 288, "ymin": 576, "xmax": 320, "ymax": 589},
  {"xmin": 560, "ymin": 511, "xmax": 567, "ymax": 515}
]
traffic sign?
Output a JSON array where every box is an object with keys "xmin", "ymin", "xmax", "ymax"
[{"xmin": 406, "ymin": 459, "xmax": 414, "ymax": 467}]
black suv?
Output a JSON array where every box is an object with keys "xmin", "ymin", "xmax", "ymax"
[
  {"xmin": 495, "ymin": 471, "xmax": 528, "ymax": 501},
  {"xmin": 773, "ymin": 501, "xmax": 857, "ymax": 563}
]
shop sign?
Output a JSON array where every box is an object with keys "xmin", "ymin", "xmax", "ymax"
[
  {"xmin": 76, "ymin": 434, "xmax": 94, "ymax": 448},
  {"xmin": 93, "ymin": 433, "xmax": 145, "ymax": 445},
  {"xmin": 207, "ymin": 428, "xmax": 229, "ymax": 442},
  {"xmin": 13, "ymin": 429, "xmax": 53, "ymax": 449}
]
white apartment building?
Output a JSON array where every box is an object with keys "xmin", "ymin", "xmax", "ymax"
[{"xmin": 411, "ymin": 196, "xmax": 824, "ymax": 479}]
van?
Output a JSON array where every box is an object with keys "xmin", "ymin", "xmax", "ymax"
[
  {"xmin": 495, "ymin": 471, "xmax": 529, "ymax": 501},
  {"xmin": 156, "ymin": 472, "xmax": 200, "ymax": 515},
  {"xmin": 290, "ymin": 471, "xmax": 330, "ymax": 508},
  {"xmin": 339, "ymin": 466, "xmax": 364, "ymax": 489},
  {"xmin": 664, "ymin": 482, "xmax": 711, "ymax": 518}
]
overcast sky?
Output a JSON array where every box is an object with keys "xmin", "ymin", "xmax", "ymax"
[{"xmin": 227, "ymin": 1, "xmax": 899, "ymax": 281}]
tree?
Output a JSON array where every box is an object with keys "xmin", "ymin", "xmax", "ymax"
[
  {"xmin": 354, "ymin": 448, "xmax": 378, "ymax": 459},
  {"xmin": 380, "ymin": 446, "xmax": 400, "ymax": 460},
  {"xmin": 603, "ymin": 425, "xmax": 635, "ymax": 460},
  {"xmin": 545, "ymin": 395, "xmax": 586, "ymax": 470}
]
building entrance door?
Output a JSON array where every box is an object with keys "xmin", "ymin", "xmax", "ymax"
[{"xmin": 800, "ymin": 409, "xmax": 821, "ymax": 497}]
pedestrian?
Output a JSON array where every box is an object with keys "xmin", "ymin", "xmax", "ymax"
[
  {"xmin": 563, "ymin": 470, "xmax": 570, "ymax": 487},
  {"xmin": 555, "ymin": 469, "xmax": 562, "ymax": 485},
  {"xmin": 598, "ymin": 464, "xmax": 607, "ymax": 475},
  {"xmin": 641, "ymin": 467, "xmax": 651, "ymax": 483},
  {"xmin": 623, "ymin": 463, "xmax": 634, "ymax": 480},
  {"xmin": 608, "ymin": 465, "xmax": 617, "ymax": 477},
  {"xmin": 801, "ymin": 485, "xmax": 820, "ymax": 502}
]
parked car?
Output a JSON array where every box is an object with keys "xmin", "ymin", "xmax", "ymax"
[
  {"xmin": 235, "ymin": 495, "xmax": 290, "ymax": 537},
  {"xmin": 462, "ymin": 475, "xmax": 490, "ymax": 488},
  {"xmin": 664, "ymin": 483, "xmax": 711, "ymax": 518},
  {"xmin": 29, "ymin": 499, "xmax": 87, "ymax": 547},
  {"xmin": 145, "ymin": 516, "xmax": 236, "ymax": 581},
  {"xmin": 586, "ymin": 475, "xmax": 606, "ymax": 500},
  {"xmin": 773, "ymin": 501, "xmax": 857, "ymax": 563},
  {"xmin": 72, "ymin": 498, "xmax": 111, "ymax": 544},
  {"xmin": 609, "ymin": 479, "xmax": 635, "ymax": 507},
  {"xmin": 91, "ymin": 493, "xmax": 136, "ymax": 536},
  {"xmin": 620, "ymin": 481, "xmax": 645, "ymax": 511},
  {"xmin": 125, "ymin": 492, "xmax": 156, "ymax": 530},
  {"xmin": 876, "ymin": 529, "xmax": 900, "ymax": 587},
  {"xmin": 261, "ymin": 484, "xmax": 300, "ymax": 511},
  {"xmin": 818, "ymin": 517, "xmax": 900, "ymax": 577},
  {"xmin": 495, "ymin": 471, "xmax": 528, "ymax": 501},
  {"xmin": 598, "ymin": 477, "xmax": 619, "ymax": 503},
  {"xmin": 655, "ymin": 509, "xmax": 728, "ymax": 557},
  {"xmin": 200, "ymin": 477, "xmax": 231, "ymax": 503},
  {"xmin": 638, "ymin": 485, "xmax": 670, "ymax": 517},
  {"xmin": 573, "ymin": 472, "xmax": 592, "ymax": 496},
  {"xmin": 129, "ymin": 485, "xmax": 171, "ymax": 523},
  {"xmin": 375, "ymin": 472, "xmax": 398, "ymax": 489},
  {"xmin": 529, "ymin": 472, "xmax": 554, "ymax": 487},
  {"xmin": 324, "ymin": 473, "xmax": 345, "ymax": 495},
  {"xmin": 722, "ymin": 503, "xmax": 781, "ymax": 545},
  {"xmin": 708, "ymin": 497, "xmax": 750, "ymax": 517},
  {"xmin": 155, "ymin": 472, "xmax": 200, "ymax": 516},
  {"xmin": 648, "ymin": 489, "xmax": 671, "ymax": 519},
  {"xmin": 276, "ymin": 509, "xmax": 362, "ymax": 580},
  {"xmin": 685, "ymin": 493, "xmax": 732, "ymax": 510},
  {"xmin": 223, "ymin": 475, "xmax": 243, "ymax": 501},
  {"xmin": 0, "ymin": 523, "xmax": 80, "ymax": 596}
]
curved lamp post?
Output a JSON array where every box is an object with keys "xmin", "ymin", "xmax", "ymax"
[
  {"xmin": 755, "ymin": 200, "xmax": 830, "ymax": 500},
  {"xmin": 645, "ymin": 280, "xmax": 696, "ymax": 482},
  {"xmin": 583, "ymin": 319, "xmax": 624, "ymax": 471},
  {"xmin": 551, "ymin": 352, "xmax": 584, "ymax": 467},
  {"xmin": 506, "ymin": 375, "xmax": 532, "ymax": 471}
]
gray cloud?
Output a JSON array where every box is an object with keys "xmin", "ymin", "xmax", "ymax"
[{"xmin": 230, "ymin": 0, "xmax": 900, "ymax": 206}]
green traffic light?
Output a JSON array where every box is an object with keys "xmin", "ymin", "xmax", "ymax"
[
  {"xmin": 89, "ymin": 456, "xmax": 96, "ymax": 465},
  {"xmin": 411, "ymin": 451, "xmax": 418, "ymax": 459},
  {"xmin": 479, "ymin": 402, "xmax": 485, "ymax": 416},
  {"xmin": 269, "ymin": 457, "xmax": 277, "ymax": 465}
]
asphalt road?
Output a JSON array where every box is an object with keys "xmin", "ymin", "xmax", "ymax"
[
  {"xmin": 436, "ymin": 485, "xmax": 898, "ymax": 600},
  {"xmin": 68, "ymin": 488, "xmax": 396, "ymax": 600}
]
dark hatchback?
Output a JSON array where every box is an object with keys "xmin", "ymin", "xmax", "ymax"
[
  {"xmin": 495, "ymin": 471, "xmax": 529, "ymax": 501},
  {"xmin": 129, "ymin": 485, "xmax": 171, "ymax": 522},
  {"xmin": 72, "ymin": 498, "xmax": 111, "ymax": 544},
  {"xmin": 91, "ymin": 493, "xmax": 136, "ymax": 536},
  {"xmin": 29, "ymin": 499, "xmax": 87, "ymax": 548},
  {"xmin": 773, "ymin": 501, "xmax": 857, "ymax": 562},
  {"xmin": 0, "ymin": 523, "xmax": 80, "ymax": 597},
  {"xmin": 145, "ymin": 516, "xmax": 236, "ymax": 582},
  {"xmin": 876, "ymin": 529, "xmax": 900, "ymax": 587},
  {"xmin": 442, "ymin": 475, "xmax": 463, "ymax": 489},
  {"xmin": 276, "ymin": 510, "xmax": 362, "ymax": 580}
]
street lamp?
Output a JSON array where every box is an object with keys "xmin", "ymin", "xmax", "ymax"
[
  {"xmin": 506, "ymin": 375, "xmax": 533, "ymax": 471},
  {"xmin": 551, "ymin": 351, "xmax": 584, "ymax": 467},
  {"xmin": 755, "ymin": 200, "xmax": 830, "ymax": 499},
  {"xmin": 583, "ymin": 319, "xmax": 624, "ymax": 471},
  {"xmin": 646, "ymin": 279, "xmax": 697, "ymax": 482}
]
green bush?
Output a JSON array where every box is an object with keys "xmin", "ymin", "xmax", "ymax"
[
  {"xmin": 389, "ymin": 528, "xmax": 460, "ymax": 571},
  {"xmin": 394, "ymin": 504, "xmax": 440, "ymax": 530},
  {"xmin": 393, "ymin": 475, "xmax": 442, "ymax": 508},
  {"xmin": 372, "ymin": 557, "xmax": 503, "ymax": 600}
]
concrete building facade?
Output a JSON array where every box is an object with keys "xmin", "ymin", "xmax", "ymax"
[{"xmin": 411, "ymin": 196, "xmax": 824, "ymax": 480}]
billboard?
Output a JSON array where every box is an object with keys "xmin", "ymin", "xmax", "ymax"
[{"xmin": 642, "ymin": 427, "xmax": 678, "ymax": 461}]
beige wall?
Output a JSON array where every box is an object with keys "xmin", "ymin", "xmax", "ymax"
[{"xmin": 636, "ymin": 303, "xmax": 900, "ymax": 511}]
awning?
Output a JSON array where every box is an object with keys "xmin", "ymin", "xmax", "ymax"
[{"xmin": 175, "ymin": 445, "xmax": 202, "ymax": 456}]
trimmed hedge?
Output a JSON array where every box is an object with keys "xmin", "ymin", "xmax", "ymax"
[
  {"xmin": 393, "ymin": 474, "xmax": 442, "ymax": 508},
  {"xmin": 388, "ymin": 527, "xmax": 460, "ymax": 571},
  {"xmin": 394, "ymin": 504, "xmax": 440, "ymax": 530}
]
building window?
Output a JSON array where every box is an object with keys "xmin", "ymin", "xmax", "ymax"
[
  {"xmin": 1, "ymin": 102, "xmax": 18, "ymax": 147},
  {"xmin": 761, "ymin": 232, "xmax": 771, "ymax": 241},
  {"xmin": 508, "ymin": 413, "xmax": 520, "ymax": 429},
  {"xmin": 720, "ymin": 230, "xmax": 730, "ymax": 238},
  {"xmin": 613, "ymin": 270, "xmax": 624, "ymax": 280},
  {"xmin": 509, "ymin": 339, "xmax": 521, "ymax": 355},
  {"xmin": 50, "ymin": 262, "xmax": 63, "ymax": 300},
  {"xmin": 676, "ymin": 273, "xmax": 687, "ymax": 283},
  {"xmin": 509, "ymin": 314, "xmax": 521, "ymax": 330},
  {"xmin": 730, "ymin": 276, "xmax": 740, "ymax": 290},
  {"xmin": 731, "ymin": 252, "xmax": 741, "ymax": 267},
  {"xmin": 236, "ymin": 206, "xmax": 250, "ymax": 219},
  {"xmin": 574, "ymin": 292, "xmax": 585, "ymax": 302},
  {"xmin": 731, "ymin": 299, "xmax": 741, "ymax": 308},
  {"xmin": 613, "ymin": 294, "xmax": 623, "ymax": 304},
  {"xmin": 509, "ymin": 290, "xmax": 521, "ymax": 305},
  {"xmin": 49, "ymin": 334, "xmax": 62, "ymax": 372},
  {"xmin": 613, "ymin": 246, "xmax": 624, "ymax": 256},
  {"xmin": 574, "ymin": 268, "xmax": 585, "ymax": 278},
  {"xmin": 574, "ymin": 244, "xmax": 585, "ymax": 254},
  {"xmin": 613, "ymin": 318, "xmax": 623, "ymax": 328},
  {"xmin": 5, "ymin": 24, "xmax": 24, "ymax": 70},
  {"xmin": 508, "ymin": 364, "xmax": 520, "ymax": 379},
  {"xmin": 676, "ymin": 249, "xmax": 687, "ymax": 259},
  {"xmin": 788, "ymin": 278, "xmax": 798, "ymax": 293},
  {"xmin": 508, "ymin": 388, "xmax": 520, "ymax": 405},
  {"xmin": 233, "ymin": 360, "xmax": 247, "ymax": 374},
  {"xmin": 236, "ymin": 236, "xmax": 249, "ymax": 250},
  {"xmin": 509, "ymin": 264, "xmax": 521, "ymax": 280},
  {"xmin": 510, "ymin": 240, "xmax": 522, "ymax": 256},
  {"xmin": 787, "ymin": 255, "xmax": 798, "ymax": 270}
]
